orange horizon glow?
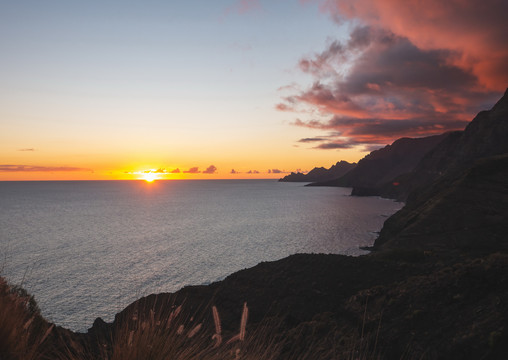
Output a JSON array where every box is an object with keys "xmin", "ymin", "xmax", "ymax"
[{"xmin": 0, "ymin": 146, "xmax": 368, "ymax": 181}]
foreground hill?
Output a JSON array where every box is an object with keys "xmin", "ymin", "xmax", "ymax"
[{"xmin": 278, "ymin": 161, "xmax": 356, "ymax": 182}]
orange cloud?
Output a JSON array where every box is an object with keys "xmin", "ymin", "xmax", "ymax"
[
  {"xmin": 278, "ymin": 4, "xmax": 506, "ymax": 149},
  {"xmin": 183, "ymin": 167, "xmax": 200, "ymax": 174},
  {"xmin": 0, "ymin": 165, "xmax": 92, "ymax": 172}
]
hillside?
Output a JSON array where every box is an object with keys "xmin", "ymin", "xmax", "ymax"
[{"xmin": 381, "ymin": 88, "xmax": 508, "ymax": 201}]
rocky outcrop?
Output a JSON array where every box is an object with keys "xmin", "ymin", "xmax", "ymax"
[
  {"xmin": 306, "ymin": 134, "xmax": 449, "ymax": 196},
  {"xmin": 278, "ymin": 161, "xmax": 356, "ymax": 182}
]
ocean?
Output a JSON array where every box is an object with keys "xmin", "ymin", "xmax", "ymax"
[{"xmin": 0, "ymin": 180, "xmax": 401, "ymax": 332}]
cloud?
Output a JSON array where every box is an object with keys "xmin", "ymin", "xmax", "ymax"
[
  {"xmin": 225, "ymin": 0, "xmax": 262, "ymax": 15},
  {"xmin": 247, "ymin": 170, "xmax": 260, "ymax": 174},
  {"xmin": 298, "ymin": 137, "xmax": 327, "ymax": 143},
  {"xmin": 0, "ymin": 165, "xmax": 92, "ymax": 172},
  {"xmin": 279, "ymin": 2, "xmax": 506, "ymax": 149},
  {"xmin": 18, "ymin": 148, "xmax": 35, "ymax": 152},
  {"xmin": 170, "ymin": 168, "xmax": 181, "ymax": 174},
  {"xmin": 183, "ymin": 167, "xmax": 200, "ymax": 174},
  {"xmin": 231, "ymin": 169, "xmax": 239, "ymax": 174},
  {"xmin": 322, "ymin": 0, "xmax": 508, "ymax": 90},
  {"xmin": 269, "ymin": 169, "xmax": 288, "ymax": 174},
  {"xmin": 203, "ymin": 165, "xmax": 218, "ymax": 174}
]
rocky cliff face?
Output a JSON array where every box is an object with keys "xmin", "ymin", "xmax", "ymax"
[
  {"xmin": 307, "ymin": 134, "xmax": 448, "ymax": 195},
  {"xmin": 278, "ymin": 161, "xmax": 356, "ymax": 182},
  {"xmin": 373, "ymin": 89, "xmax": 508, "ymax": 252},
  {"xmin": 375, "ymin": 154, "xmax": 508, "ymax": 252},
  {"xmin": 383, "ymin": 88, "xmax": 508, "ymax": 201}
]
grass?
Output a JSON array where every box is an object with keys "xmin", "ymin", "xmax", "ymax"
[
  {"xmin": 0, "ymin": 277, "xmax": 55, "ymax": 360},
  {"xmin": 0, "ymin": 276, "xmax": 284, "ymax": 359},
  {"xmin": 0, "ymin": 276, "xmax": 388, "ymax": 360}
]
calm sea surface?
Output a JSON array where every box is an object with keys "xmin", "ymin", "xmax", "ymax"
[{"xmin": 0, "ymin": 180, "xmax": 401, "ymax": 332}]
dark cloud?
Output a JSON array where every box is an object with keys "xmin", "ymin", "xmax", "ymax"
[
  {"xmin": 203, "ymin": 165, "xmax": 217, "ymax": 174},
  {"xmin": 298, "ymin": 137, "xmax": 327, "ymax": 143},
  {"xmin": 231, "ymin": 169, "xmax": 238, "ymax": 174},
  {"xmin": 0, "ymin": 165, "xmax": 92, "ymax": 172},
  {"xmin": 296, "ymin": 116, "xmax": 469, "ymax": 140},
  {"xmin": 279, "ymin": 23, "xmax": 502, "ymax": 149},
  {"xmin": 247, "ymin": 170, "xmax": 260, "ymax": 174},
  {"xmin": 314, "ymin": 142, "xmax": 354, "ymax": 150},
  {"xmin": 183, "ymin": 167, "xmax": 200, "ymax": 174},
  {"xmin": 323, "ymin": 0, "xmax": 508, "ymax": 90}
]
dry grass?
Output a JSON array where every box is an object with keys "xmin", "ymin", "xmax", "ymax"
[
  {"xmin": 0, "ymin": 277, "xmax": 55, "ymax": 360},
  {"xmin": 0, "ymin": 276, "xmax": 387, "ymax": 360}
]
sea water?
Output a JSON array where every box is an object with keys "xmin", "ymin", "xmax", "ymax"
[{"xmin": 0, "ymin": 180, "xmax": 401, "ymax": 332}]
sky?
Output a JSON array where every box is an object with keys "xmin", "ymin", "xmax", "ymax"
[{"xmin": 1, "ymin": 0, "xmax": 506, "ymax": 181}]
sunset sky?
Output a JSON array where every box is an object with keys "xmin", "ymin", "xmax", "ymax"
[{"xmin": 1, "ymin": 0, "xmax": 506, "ymax": 180}]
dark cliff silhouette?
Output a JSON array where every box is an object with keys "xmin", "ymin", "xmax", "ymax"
[
  {"xmin": 306, "ymin": 134, "xmax": 449, "ymax": 197},
  {"xmin": 278, "ymin": 161, "xmax": 356, "ymax": 183}
]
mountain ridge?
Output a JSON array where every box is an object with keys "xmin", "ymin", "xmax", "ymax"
[{"xmin": 278, "ymin": 160, "xmax": 356, "ymax": 183}]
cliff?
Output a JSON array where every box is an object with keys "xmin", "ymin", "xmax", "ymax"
[
  {"xmin": 278, "ymin": 161, "xmax": 356, "ymax": 182},
  {"xmin": 382, "ymin": 88, "xmax": 508, "ymax": 201},
  {"xmin": 306, "ymin": 134, "xmax": 448, "ymax": 196},
  {"xmin": 374, "ymin": 154, "xmax": 508, "ymax": 252}
]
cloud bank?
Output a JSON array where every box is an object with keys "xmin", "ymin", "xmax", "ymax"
[{"xmin": 278, "ymin": 0, "xmax": 507, "ymax": 150}]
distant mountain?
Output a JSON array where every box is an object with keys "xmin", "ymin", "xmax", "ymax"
[
  {"xmin": 278, "ymin": 160, "xmax": 356, "ymax": 182},
  {"xmin": 307, "ymin": 134, "xmax": 448, "ymax": 194}
]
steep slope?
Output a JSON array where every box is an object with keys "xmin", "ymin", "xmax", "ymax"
[
  {"xmin": 374, "ymin": 155, "xmax": 508, "ymax": 252},
  {"xmin": 307, "ymin": 134, "xmax": 448, "ymax": 195},
  {"xmin": 383, "ymin": 88, "xmax": 508, "ymax": 201},
  {"xmin": 278, "ymin": 161, "xmax": 356, "ymax": 182}
]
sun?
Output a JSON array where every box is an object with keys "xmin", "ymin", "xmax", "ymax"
[{"xmin": 141, "ymin": 173, "xmax": 158, "ymax": 182}]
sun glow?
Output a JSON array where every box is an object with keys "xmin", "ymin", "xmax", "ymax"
[{"xmin": 141, "ymin": 173, "xmax": 159, "ymax": 182}]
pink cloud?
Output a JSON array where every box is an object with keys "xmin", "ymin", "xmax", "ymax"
[
  {"xmin": 322, "ymin": 0, "xmax": 508, "ymax": 90},
  {"xmin": 224, "ymin": 0, "xmax": 262, "ymax": 16},
  {"xmin": 278, "ymin": 8, "xmax": 505, "ymax": 149}
]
